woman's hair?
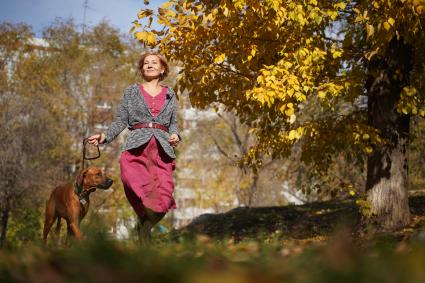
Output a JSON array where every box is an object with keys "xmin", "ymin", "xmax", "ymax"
[{"xmin": 138, "ymin": 51, "xmax": 170, "ymax": 81}]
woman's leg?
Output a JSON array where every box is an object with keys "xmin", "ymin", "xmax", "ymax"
[
  {"xmin": 138, "ymin": 207, "xmax": 165, "ymax": 245},
  {"xmin": 123, "ymin": 184, "xmax": 146, "ymax": 219}
]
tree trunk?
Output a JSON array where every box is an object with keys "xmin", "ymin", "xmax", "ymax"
[
  {"xmin": 0, "ymin": 198, "xmax": 10, "ymax": 248},
  {"xmin": 247, "ymin": 173, "xmax": 259, "ymax": 207},
  {"xmin": 365, "ymin": 37, "xmax": 413, "ymax": 230}
]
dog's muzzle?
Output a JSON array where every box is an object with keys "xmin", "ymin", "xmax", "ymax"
[{"xmin": 97, "ymin": 178, "xmax": 113, "ymax": 190}]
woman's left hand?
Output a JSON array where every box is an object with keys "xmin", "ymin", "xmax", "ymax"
[{"xmin": 168, "ymin": 134, "xmax": 180, "ymax": 147}]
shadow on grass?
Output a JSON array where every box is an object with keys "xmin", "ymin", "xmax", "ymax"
[{"xmin": 170, "ymin": 195, "xmax": 425, "ymax": 243}]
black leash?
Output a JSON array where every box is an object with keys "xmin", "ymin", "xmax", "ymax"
[
  {"xmin": 75, "ymin": 138, "xmax": 101, "ymax": 198},
  {"xmin": 81, "ymin": 138, "xmax": 101, "ymax": 171}
]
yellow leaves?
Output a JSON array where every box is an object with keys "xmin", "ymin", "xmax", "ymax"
[
  {"xmin": 256, "ymin": 75, "xmax": 264, "ymax": 84},
  {"xmin": 137, "ymin": 9, "xmax": 153, "ymax": 19},
  {"xmin": 285, "ymin": 108, "xmax": 294, "ymax": 117},
  {"xmin": 351, "ymin": 124, "xmax": 383, "ymax": 157},
  {"xmin": 327, "ymin": 10, "xmax": 339, "ymax": 20},
  {"xmin": 244, "ymin": 44, "xmax": 258, "ymax": 62},
  {"xmin": 248, "ymin": 41, "xmax": 328, "ymax": 116},
  {"xmin": 201, "ymin": 12, "xmax": 215, "ymax": 26},
  {"xmin": 318, "ymin": 90, "xmax": 326, "ymax": 99},
  {"xmin": 355, "ymin": 0, "xmax": 422, "ymax": 58},
  {"xmin": 223, "ymin": 5, "xmax": 230, "ymax": 17},
  {"xmin": 283, "ymin": 61, "xmax": 293, "ymax": 69},
  {"xmin": 383, "ymin": 17, "xmax": 395, "ymax": 30},
  {"xmin": 401, "ymin": 107, "xmax": 409, "ymax": 115},
  {"xmin": 131, "ymin": 20, "xmax": 141, "ymax": 28},
  {"xmin": 354, "ymin": 8, "xmax": 370, "ymax": 23},
  {"xmin": 333, "ymin": 2, "xmax": 346, "ymax": 10},
  {"xmin": 366, "ymin": 24, "xmax": 375, "ymax": 38},
  {"xmin": 403, "ymin": 86, "xmax": 417, "ymax": 96},
  {"xmin": 383, "ymin": 22, "xmax": 391, "ymax": 31},
  {"xmin": 160, "ymin": 1, "xmax": 172, "ymax": 9},
  {"xmin": 275, "ymin": 7, "xmax": 289, "ymax": 27},
  {"xmin": 268, "ymin": 0, "xmax": 281, "ymax": 12},
  {"xmin": 396, "ymin": 86, "xmax": 423, "ymax": 116},
  {"xmin": 233, "ymin": 0, "xmax": 246, "ymax": 10},
  {"xmin": 288, "ymin": 127, "xmax": 304, "ymax": 140},
  {"xmin": 129, "ymin": 20, "xmax": 141, "ymax": 33},
  {"xmin": 288, "ymin": 130, "xmax": 297, "ymax": 140},
  {"xmin": 364, "ymin": 146, "xmax": 373, "ymax": 154},
  {"xmin": 332, "ymin": 50, "xmax": 343, "ymax": 59},
  {"xmin": 285, "ymin": 103, "xmax": 294, "ymax": 117},
  {"xmin": 365, "ymin": 47, "xmax": 380, "ymax": 61},
  {"xmin": 214, "ymin": 53, "xmax": 226, "ymax": 64},
  {"xmin": 135, "ymin": 31, "xmax": 156, "ymax": 45},
  {"xmin": 287, "ymin": 88, "xmax": 295, "ymax": 97},
  {"xmin": 316, "ymin": 83, "xmax": 344, "ymax": 100},
  {"xmin": 314, "ymin": 15, "xmax": 323, "ymax": 25},
  {"xmin": 126, "ymin": 0, "xmax": 425, "ymax": 176}
]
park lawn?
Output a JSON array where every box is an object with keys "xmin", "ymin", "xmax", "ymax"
[{"xmin": 1, "ymin": 194, "xmax": 425, "ymax": 283}]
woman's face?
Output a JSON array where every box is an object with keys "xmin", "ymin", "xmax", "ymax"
[{"xmin": 143, "ymin": 55, "xmax": 164, "ymax": 79}]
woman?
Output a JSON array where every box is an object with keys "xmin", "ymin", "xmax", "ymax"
[{"xmin": 87, "ymin": 51, "xmax": 180, "ymax": 244}]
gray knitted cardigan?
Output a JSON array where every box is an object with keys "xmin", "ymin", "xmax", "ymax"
[{"xmin": 104, "ymin": 84, "xmax": 180, "ymax": 159}]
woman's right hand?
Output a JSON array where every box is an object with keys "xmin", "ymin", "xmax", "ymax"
[{"xmin": 87, "ymin": 133, "xmax": 106, "ymax": 146}]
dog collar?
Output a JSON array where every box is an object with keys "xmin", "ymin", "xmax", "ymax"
[{"xmin": 74, "ymin": 182, "xmax": 83, "ymax": 196}]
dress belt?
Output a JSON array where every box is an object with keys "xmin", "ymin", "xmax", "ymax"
[{"xmin": 128, "ymin": 122, "xmax": 169, "ymax": 133}]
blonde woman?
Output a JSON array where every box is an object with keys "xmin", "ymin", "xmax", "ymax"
[{"xmin": 88, "ymin": 51, "xmax": 180, "ymax": 244}]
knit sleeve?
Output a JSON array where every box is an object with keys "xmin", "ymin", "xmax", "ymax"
[
  {"xmin": 103, "ymin": 87, "xmax": 130, "ymax": 144},
  {"xmin": 168, "ymin": 95, "xmax": 181, "ymax": 141}
]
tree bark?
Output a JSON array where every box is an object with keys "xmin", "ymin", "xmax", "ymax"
[
  {"xmin": 247, "ymin": 173, "xmax": 259, "ymax": 207},
  {"xmin": 365, "ymin": 37, "xmax": 413, "ymax": 230}
]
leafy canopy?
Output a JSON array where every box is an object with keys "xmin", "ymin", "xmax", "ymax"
[{"xmin": 132, "ymin": 0, "xmax": 425, "ymax": 166}]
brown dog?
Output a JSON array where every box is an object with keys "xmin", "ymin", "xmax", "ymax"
[{"xmin": 43, "ymin": 167, "xmax": 113, "ymax": 244}]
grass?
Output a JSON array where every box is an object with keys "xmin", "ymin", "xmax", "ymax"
[
  {"xmin": 1, "ymin": 195, "xmax": 425, "ymax": 283},
  {"xmin": 1, "ymin": 232, "xmax": 425, "ymax": 283}
]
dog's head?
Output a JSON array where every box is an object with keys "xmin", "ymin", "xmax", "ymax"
[{"xmin": 76, "ymin": 167, "xmax": 113, "ymax": 193}]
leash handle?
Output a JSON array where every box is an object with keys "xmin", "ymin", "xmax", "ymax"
[{"xmin": 81, "ymin": 138, "xmax": 101, "ymax": 170}]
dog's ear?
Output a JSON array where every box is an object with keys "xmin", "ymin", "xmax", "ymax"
[{"xmin": 76, "ymin": 169, "xmax": 88, "ymax": 188}]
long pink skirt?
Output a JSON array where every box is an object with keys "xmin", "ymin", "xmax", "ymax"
[{"xmin": 119, "ymin": 137, "xmax": 176, "ymax": 218}]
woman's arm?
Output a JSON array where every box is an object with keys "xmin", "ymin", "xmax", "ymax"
[
  {"xmin": 102, "ymin": 87, "xmax": 130, "ymax": 144},
  {"xmin": 168, "ymin": 96, "xmax": 181, "ymax": 142}
]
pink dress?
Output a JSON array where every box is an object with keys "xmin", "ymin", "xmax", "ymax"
[{"xmin": 119, "ymin": 85, "xmax": 176, "ymax": 218}]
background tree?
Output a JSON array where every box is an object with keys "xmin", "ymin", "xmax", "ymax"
[
  {"xmin": 133, "ymin": 0, "xmax": 425, "ymax": 230},
  {"xmin": 0, "ymin": 20, "xmax": 147, "ymax": 247},
  {"xmin": 176, "ymin": 98, "xmax": 303, "ymax": 212},
  {"xmin": 0, "ymin": 22, "xmax": 64, "ymax": 247},
  {"xmin": 409, "ymin": 117, "xmax": 425, "ymax": 191}
]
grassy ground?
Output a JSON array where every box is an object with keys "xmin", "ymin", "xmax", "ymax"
[
  {"xmin": 1, "ymin": 195, "xmax": 425, "ymax": 283},
  {"xmin": 173, "ymin": 195, "xmax": 425, "ymax": 243}
]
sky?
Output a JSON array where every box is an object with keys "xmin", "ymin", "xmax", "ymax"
[{"xmin": 0, "ymin": 0, "xmax": 164, "ymax": 37}]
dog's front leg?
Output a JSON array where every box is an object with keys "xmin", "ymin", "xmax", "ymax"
[
  {"xmin": 69, "ymin": 222, "xmax": 83, "ymax": 240},
  {"xmin": 68, "ymin": 208, "xmax": 83, "ymax": 241},
  {"xmin": 53, "ymin": 217, "xmax": 62, "ymax": 245}
]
